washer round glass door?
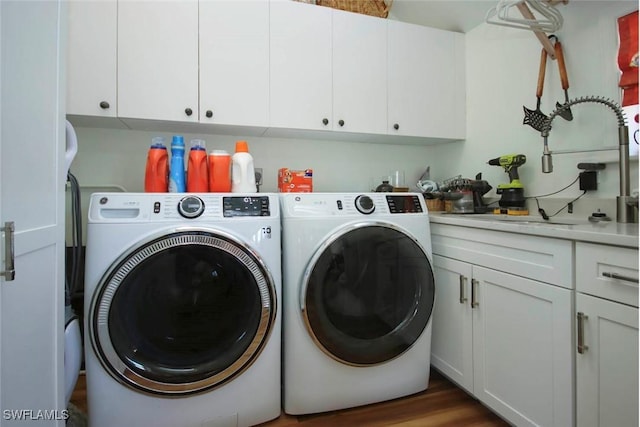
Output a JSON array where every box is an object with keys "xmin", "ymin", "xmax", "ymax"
[
  {"xmin": 89, "ymin": 230, "xmax": 276, "ymax": 395},
  {"xmin": 302, "ymin": 223, "xmax": 434, "ymax": 366}
]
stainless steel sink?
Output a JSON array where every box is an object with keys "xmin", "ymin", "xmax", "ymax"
[{"xmin": 466, "ymin": 215, "xmax": 590, "ymax": 226}]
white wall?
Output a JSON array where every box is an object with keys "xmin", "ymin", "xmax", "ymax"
[
  {"xmin": 428, "ymin": 0, "xmax": 638, "ymax": 214},
  {"xmin": 70, "ymin": 126, "xmax": 441, "ymax": 193},
  {"xmin": 70, "ymin": 1, "xmax": 637, "ymax": 216}
]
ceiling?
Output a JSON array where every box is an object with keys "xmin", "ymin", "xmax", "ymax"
[
  {"xmin": 387, "ymin": 0, "xmax": 638, "ymax": 33},
  {"xmin": 388, "ymin": 0, "xmax": 496, "ymax": 33}
]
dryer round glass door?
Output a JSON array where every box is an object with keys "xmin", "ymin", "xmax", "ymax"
[
  {"xmin": 302, "ymin": 223, "xmax": 434, "ymax": 366},
  {"xmin": 89, "ymin": 230, "xmax": 276, "ymax": 395}
]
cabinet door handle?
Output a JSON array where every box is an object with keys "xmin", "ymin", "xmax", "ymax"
[
  {"xmin": 459, "ymin": 275, "xmax": 467, "ymax": 304},
  {"xmin": 393, "ymin": 123, "xmax": 399, "ymax": 130},
  {"xmin": 185, "ymin": 108, "xmax": 193, "ymax": 117},
  {"xmin": 322, "ymin": 118, "xmax": 329, "ymax": 126},
  {"xmin": 470, "ymin": 279, "xmax": 479, "ymax": 308},
  {"xmin": 99, "ymin": 101, "xmax": 110, "ymax": 109},
  {"xmin": 205, "ymin": 110, "xmax": 213, "ymax": 118},
  {"xmin": 1, "ymin": 221, "xmax": 15, "ymax": 281},
  {"xmin": 338, "ymin": 119, "xmax": 345, "ymax": 127},
  {"xmin": 577, "ymin": 312, "xmax": 588, "ymax": 354},
  {"xmin": 602, "ymin": 271, "xmax": 638, "ymax": 283}
]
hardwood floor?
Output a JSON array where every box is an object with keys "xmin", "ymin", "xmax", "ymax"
[{"xmin": 71, "ymin": 368, "xmax": 509, "ymax": 426}]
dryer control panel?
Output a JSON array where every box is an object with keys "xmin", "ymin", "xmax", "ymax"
[{"xmin": 280, "ymin": 193, "xmax": 427, "ymax": 218}]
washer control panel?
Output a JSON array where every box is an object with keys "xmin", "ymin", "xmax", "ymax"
[{"xmin": 88, "ymin": 193, "xmax": 279, "ymax": 222}]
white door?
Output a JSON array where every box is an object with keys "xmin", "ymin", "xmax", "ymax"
[
  {"xmin": 430, "ymin": 255, "xmax": 473, "ymax": 393},
  {"xmin": 117, "ymin": 0, "xmax": 198, "ymax": 122},
  {"xmin": 576, "ymin": 293, "xmax": 639, "ymax": 427},
  {"xmin": 1, "ymin": 0, "xmax": 65, "ymax": 425},
  {"xmin": 472, "ymin": 266, "xmax": 573, "ymax": 427}
]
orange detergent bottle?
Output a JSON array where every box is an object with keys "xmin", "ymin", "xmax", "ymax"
[
  {"xmin": 187, "ymin": 139, "xmax": 209, "ymax": 192},
  {"xmin": 208, "ymin": 150, "xmax": 232, "ymax": 192},
  {"xmin": 144, "ymin": 137, "xmax": 168, "ymax": 192}
]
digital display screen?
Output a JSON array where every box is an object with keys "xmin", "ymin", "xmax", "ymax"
[
  {"xmin": 386, "ymin": 195, "xmax": 423, "ymax": 213},
  {"xmin": 223, "ymin": 196, "xmax": 269, "ymax": 217}
]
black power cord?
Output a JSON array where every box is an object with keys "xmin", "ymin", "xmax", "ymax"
[
  {"xmin": 526, "ymin": 175, "xmax": 587, "ymax": 220},
  {"xmin": 67, "ymin": 172, "xmax": 83, "ymax": 299}
]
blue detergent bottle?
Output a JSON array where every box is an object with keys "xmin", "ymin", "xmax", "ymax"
[{"xmin": 168, "ymin": 135, "xmax": 186, "ymax": 192}]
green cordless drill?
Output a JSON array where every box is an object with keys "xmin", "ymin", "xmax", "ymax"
[{"xmin": 487, "ymin": 154, "xmax": 527, "ymax": 209}]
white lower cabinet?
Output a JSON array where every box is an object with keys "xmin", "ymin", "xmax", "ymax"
[
  {"xmin": 575, "ymin": 293, "xmax": 638, "ymax": 427},
  {"xmin": 432, "ymin": 256, "xmax": 573, "ymax": 427},
  {"xmin": 431, "ymin": 256, "xmax": 474, "ymax": 392},
  {"xmin": 430, "ymin": 224, "xmax": 574, "ymax": 427},
  {"xmin": 575, "ymin": 242, "xmax": 639, "ymax": 427}
]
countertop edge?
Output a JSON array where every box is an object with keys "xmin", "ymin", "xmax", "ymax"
[{"xmin": 428, "ymin": 213, "xmax": 640, "ymax": 249}]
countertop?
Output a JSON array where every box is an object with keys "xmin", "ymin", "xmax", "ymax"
[{"xmin": 428, "ymin": 212, "xmax": 639, "ymax": 248}]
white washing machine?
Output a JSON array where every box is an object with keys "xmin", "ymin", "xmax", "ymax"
[
  {"xmin": 84, "ymin": 193, "xmax": 281, "ymax": 427},
  {"xmin": 280, "ymin": 193, "xmax": 435, "ymax": 415}
]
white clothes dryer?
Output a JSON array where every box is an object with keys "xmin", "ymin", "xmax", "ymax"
[
  {"xmin": 280, "ymin": 193, "xmax": 435, "ymax": 415},
  {"xmin": 84, "ymin": 193, "xmax": 281, "ymax": 427}
]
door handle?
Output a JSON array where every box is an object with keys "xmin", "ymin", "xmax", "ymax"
[
  {"xmin": 602, "ymin": 271, "xmax": 638, "ymax": 283},
  {"xmin": 577, "ymin": 312, "xmax": 588, "ymax": 354},
  {"xmin": 1, "ymin": 221, "xmax": 15, "ymax": 281},
  {"xmin": 459, "ymin": 275, "xmax": 467, "ymax": 304},
  {"xmin": 470, "ymin": 279, "xmax": 479, "ymax": 308}
]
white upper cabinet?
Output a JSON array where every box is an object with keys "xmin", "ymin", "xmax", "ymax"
[
  {"xmin": 67, "ymin": 0, "xmax": 117, "ymax": 117},
  {"xmin": 270, "ymin": 0, "xmax": 332, "ymax": 131},
  {"xmin": 199, "ymin": 0, "xmax": 269, "ymax": 127},
  {"xmin": 66, "ymin": 0, "xmax": 466, "ymax": 142},
  {"xmin": 117, "ymin": 0, "xmax": 198, "ymax": 122},
  {"xmin": 332, "ymin": 9, "xmax": 387, "ymax": 134},
  {"xmin": 270, "ymin": 2, "xmax": 387, "ymax": 134},
  {"xmin": 388, "ymin": 20, "xmax": 465, "ymax": 139}
]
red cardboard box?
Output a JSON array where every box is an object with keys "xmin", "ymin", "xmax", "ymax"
[{"xmin": 278, "ymin": 168, "xmax": 313, "ymax": 192}]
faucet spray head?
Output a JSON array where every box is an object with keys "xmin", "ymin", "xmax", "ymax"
[{"xmin": 542, "ymin": 154, "xmax": 553, "ymax": 173}]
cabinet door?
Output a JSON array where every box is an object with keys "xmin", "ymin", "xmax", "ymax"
[
  {"xmin": 270, "ymin": 0, "xmax": 332, "ymax": 131},
  {"xmin": 1, "ymin": 0, "xmax": 65, "ymax": 421},
  {"xmin": 199, "ymin": 0, "xmax": 269, "ymax": 127},
  {"xmin": 576, "ymin": 293, "xmax": 638, "ymax": 427},
  {"xmin": 118, "ymin": 0, "xmax": 198, "ymax": 122},
  {"xmin": 332, "ymin": 10, "xmax": 386, "ymax": 134},
  {"xmin": 472, "ymin": 266, "xmax": 573, "ymax": 427},
  {"xmin": 431, "ymin": 255, "xmax": 474, "ymax": 393},
  {"xmin": 387, "ymin": 20, "xmax": 465, "ymax": 139},
  {"xmin": 67, "ymin": 0, "xmax": 117, "ymax": 117}
]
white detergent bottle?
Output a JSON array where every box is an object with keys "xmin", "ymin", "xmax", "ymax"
[{"xmin": 231, "ymin": 140, "xmax": 257, "ymax": 193}]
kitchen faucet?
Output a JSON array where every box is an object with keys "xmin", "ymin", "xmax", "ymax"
[{"xmin": 540, "ymin": 96, "xmax": 638, "ymax": 223}]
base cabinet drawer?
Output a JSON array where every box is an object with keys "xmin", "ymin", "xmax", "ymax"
[
  {"xmin": 430, "ymin": 223, "xmax": 573, "ymax": 288},
  {"xmin": 576, "ymin": 242, "xmax": 638, "ymax": 307}
]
